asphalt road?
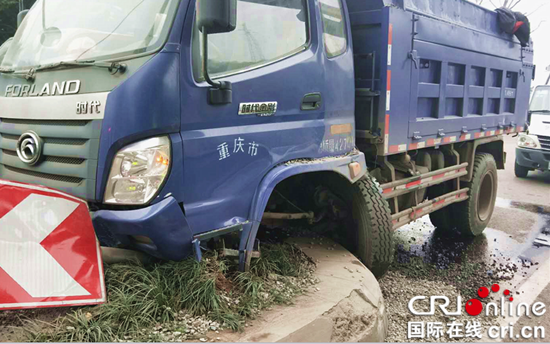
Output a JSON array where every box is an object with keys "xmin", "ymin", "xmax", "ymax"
[
  {"xmin": 498, "ymin": 134, "xmax": 550, "ymax": 343},
  {"xmin": 515, "ymin": 283, "xmax": 550, "ymax": 343},
  {"xmin": 489, "ymin": 134, "xmax": 550, "ymax": 264}
]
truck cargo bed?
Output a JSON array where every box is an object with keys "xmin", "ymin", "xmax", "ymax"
[{"xmin": 348, "ymin": 0, "xmax": 534, "ymax": 156}]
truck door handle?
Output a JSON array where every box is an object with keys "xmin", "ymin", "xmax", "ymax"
[
  {"xmin": 408, "ymin": 50, "xmax": 419, "ymax": 69},
  {"xmin": 301, "ymin": 93, "xmax": 322, "ymax": 111}
]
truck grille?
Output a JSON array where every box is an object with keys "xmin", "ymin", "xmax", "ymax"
[
  {"xmin": 0, "ymin": 118, "xmax": 101, "ymax": 200},
  {"xmin": 539, "ymin": 135, "xmax": 550, "ymax": 151}
]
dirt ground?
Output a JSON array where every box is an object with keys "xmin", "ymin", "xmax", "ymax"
[{"xmin": 0, "ymin": 308, "xmax": 68, "ymax": 342}]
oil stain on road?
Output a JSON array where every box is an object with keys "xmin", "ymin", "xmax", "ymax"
[{"xmin": 394, "ymin": 198, "xmax": 550, "ymax": 287}]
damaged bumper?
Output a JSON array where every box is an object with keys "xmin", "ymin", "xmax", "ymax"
[{"xmin": 92, "ymin": 196, "xmax": 194, "ymax": 261}]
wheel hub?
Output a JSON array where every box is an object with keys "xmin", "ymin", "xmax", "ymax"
[{"xmin": 477, "ymin": 171, "xmax": 494, "ymax": 222}]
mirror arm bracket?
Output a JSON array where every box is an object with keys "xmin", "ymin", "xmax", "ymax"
[{"xmin": 202, "ymin": 28, "xmax": 232, "ymax": 105}]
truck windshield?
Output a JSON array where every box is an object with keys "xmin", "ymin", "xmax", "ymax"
[
  {"xmin": 0, "ymin": 38, "xmax": 13, "ymax": 64},
  {"xmin": 0, "ymin": 0, "xmax": 178, "ymax": 71},
  {"xmin": 530, "ymin": 87, "xmax": 550, "ymax": 113}
]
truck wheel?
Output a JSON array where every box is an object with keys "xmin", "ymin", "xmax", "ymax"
[
  {"xmin": 514, "ymin": 162, "xmax": 529, "ymax": 178},
  {"xmin": 452, "ymin": 153, "xmax": 498, "ymax": 236},
  {"xmin": 347, "ymin": 175, "xmax": 394, "ymax": 278}
]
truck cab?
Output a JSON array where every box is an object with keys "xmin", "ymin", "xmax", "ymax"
[
  {"xmin": 515, "ymin": 85, "xmax": 550, "ymax": 177},
  {"xmin": 1, "ymin": 0, "xmax": 374, "ymax": 272}
]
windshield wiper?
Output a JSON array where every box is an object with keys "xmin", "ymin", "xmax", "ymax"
[
  {"xmin": 35, "ymin": 60, "xmax": 127, "ymax": 73},
  {"xmin": 530, "ymin": 110, "xmax": 550, "ymax": 113},
  {"xmin": 0, "ymin": 67, "xmax": 37, "ymax": 80},
  {"xmin": 0, "ymin": 60, "xmax": 127, "ymax": 81}
]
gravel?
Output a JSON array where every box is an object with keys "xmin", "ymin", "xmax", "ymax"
[
  {"xmin": 131, "ymin": 313, "xmax": 223, "ymax": 342},
  {"xmin": 380, "ymin": 271, "xmax": 500, "ymax": 343}
]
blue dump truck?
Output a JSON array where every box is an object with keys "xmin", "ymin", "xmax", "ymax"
[{"xmin": 0, "ymin": 0, "xmax": 533, "ymax": 277}]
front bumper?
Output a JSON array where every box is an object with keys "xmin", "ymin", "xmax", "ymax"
[
  {"xmin": 92, "ymin": 196, "xmax": 194, "ymax": 261},
  {"xmin": 515, "ymin": 147, "xmax": 550, "ymax": 171}
]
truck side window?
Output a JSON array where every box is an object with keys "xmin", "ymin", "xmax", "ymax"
[
  {"xmin": 319, "ymin": 0, "xmax": 347, "ymax": 58},
  {"xmin": 192, "ymin": 0, "xmax": 308, "ymax": 80}
]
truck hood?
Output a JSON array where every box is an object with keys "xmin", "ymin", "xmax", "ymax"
[{"xmin": 530, "ymin": 114, "xmax": 550, "ymax": 137}]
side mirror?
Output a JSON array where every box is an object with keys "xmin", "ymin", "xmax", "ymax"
[
  {"xmin": 197, "ymin": 0, "xmax": 236, "ymax": 34},
  {"xmin": 196, "ymin": 0, "xmax": 237, "ymax": 105},
  {"xmin": 17, "ymin": 10, "xmax": 29, "ymax": 28}
]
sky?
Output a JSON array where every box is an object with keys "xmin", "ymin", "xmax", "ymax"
[{"xmin": 480, "ymin": 0, "xmax": 550, "ymax": 87}]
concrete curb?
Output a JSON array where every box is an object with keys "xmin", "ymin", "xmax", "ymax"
[{"xmin": 226, "ymin": 237, "xmax": 388, "ymax": 342}]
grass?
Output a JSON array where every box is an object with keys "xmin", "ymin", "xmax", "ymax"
[
  {"xmin": 24, "ymin": 243, "xmax": 315, "ymax": 342},
  {"xmin": 250, "ymin": 243, "xmax": 312, "ymax": 278}
]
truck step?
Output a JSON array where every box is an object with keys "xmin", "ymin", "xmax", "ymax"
[{"xmin": 380, "ymin": 163, "xmax": 468, "ymax": 199}]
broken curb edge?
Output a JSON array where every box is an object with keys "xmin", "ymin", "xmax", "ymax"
[{"xmin": 226, "ymin": 237, "xmax": 388, "ymax": 343}]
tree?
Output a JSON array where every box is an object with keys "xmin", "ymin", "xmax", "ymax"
[
  {"xmin": 0, "ymin": 0, "xmax": 36, "ymax": 45},
  {"xmin": 0, "ymin": 0, "xmax": 19, "ymax": 45}
]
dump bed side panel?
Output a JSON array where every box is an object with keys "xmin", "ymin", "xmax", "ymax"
[
  {"xmin": 404, "ymin": 0, "xmax": 501, "ymax": 36},
  {"xmin": 348, "ymin": 0, "xmax": 534, "ymax": 156}
]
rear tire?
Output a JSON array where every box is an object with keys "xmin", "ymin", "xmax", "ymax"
[
  {"xmin": 427, "ymin": 182, "xmax": 455, "ymax": 232},
  {"xmin": 514, "ymin": 162, "xmax": 529, "ymax": 178},
  {"xmin": 452, "ymin": 153, "xmax": 498, "ymax": 236},
  {"xmin": 348, "ymin": 175, "xmax": 394, "ymax": 278}
]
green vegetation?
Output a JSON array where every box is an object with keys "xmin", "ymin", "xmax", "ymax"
[{"xmin": 25, "ymin": 243, "xmax": 315, "ymax": 342}]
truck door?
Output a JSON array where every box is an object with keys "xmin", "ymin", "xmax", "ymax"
[{"xmin": 178, "ymin": 0, "xmax": 355, "ymax": 233}]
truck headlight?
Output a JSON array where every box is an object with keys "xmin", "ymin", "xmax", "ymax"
[
  {"xmin": 104, "ymin": 136, "xmax": 171, "ymax": 205},
  {"xmin": 517, "ymin": 134, "xmax": 541, "ymax": 149}
]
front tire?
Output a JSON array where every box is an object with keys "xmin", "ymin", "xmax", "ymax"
[
  {"xmin": 514, "ymin": 162, "xmax": 529, "ymax": 178},
  {"xmin": 348, "ymin": 175, "xmax": 394, "ymax": 278},
  {"xmin": 452, "ymin": 153, "xmax": 498, "ymax": 236}
]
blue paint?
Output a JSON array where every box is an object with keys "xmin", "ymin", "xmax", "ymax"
[
  {"xmin": 348, "ymin": 0, "xmax": 533, "ymax": 149},
  {"xmin": 93, "ymin": 196, "xmax": 194, "ymax": 260},
  {"xmin": 92, "ymin": 0, "xmax": 533, "ymax": 262},
  {"xmin": 192, "ymin": 239, "xmax": 203, "ymax": 262}
]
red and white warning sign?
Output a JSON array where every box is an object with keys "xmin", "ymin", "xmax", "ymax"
[{"xmin": 0, "ymin": 179, "xmax": 106, "ymax": 310}]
